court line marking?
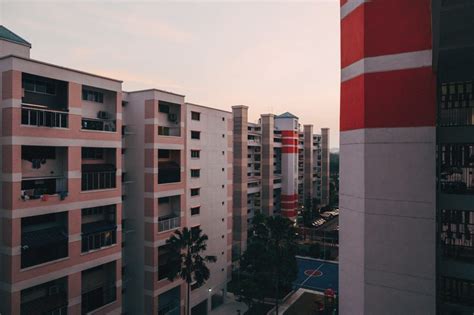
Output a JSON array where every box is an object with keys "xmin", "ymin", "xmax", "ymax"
[{"xmin": 299, "ymin": 262, "xmax": 325, "ymax": 288}]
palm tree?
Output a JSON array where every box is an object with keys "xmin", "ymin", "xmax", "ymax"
[{"xmin": 165, "ymin": 226, "xmax": 217, "ymax": 315}]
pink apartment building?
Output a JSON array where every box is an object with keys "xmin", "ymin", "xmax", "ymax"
[
  {"xmin": 0, "ymin": 26, "xmax": 123, "ymax": 314},
  {"xmin": 0, "ymin": 25, "xmax": 327, "ymax": 315},
  {"xmin": 0, "ymin": 26, "xmax": 232, "ymax": 315}
]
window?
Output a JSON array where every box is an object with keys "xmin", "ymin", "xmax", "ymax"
[
  {"xmin": 191, "ymin": 188, "xmax": 200, "ymax": 196},
  {"xmin": 191, "ymin": 169, "xmax": 200, "ymax": 178},
  {"xmin": 82, "ymin": 89, "xmax": 104, "ymax": 103},
  {"xmin": 222, "ymin": 117, "xmax": 225, "ymax": 121},
  {"xmin": 191, "ymin": 131, "xmax": 200, "ymax": 140},
  {"xmin": 191, "ymin": 111, "xmax": 200, "ymax": 121},
  {"xmin": 191, "ymin": 150, "xmax": 200, "ymax": 158},
  {"xmin": 191, "ymin": 206, "xmax": 200, "ymax": 216},
  {"xmin": 23, "ymin": 78, "xmax": 56, "ymax": 95}
]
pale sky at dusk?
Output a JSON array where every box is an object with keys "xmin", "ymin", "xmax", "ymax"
[{"xmin": 1, "ymin": 0, "xmax": 341, "ymax": 147}]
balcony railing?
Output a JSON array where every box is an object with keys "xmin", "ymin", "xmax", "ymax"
[
  {"xmin": 81, "ymin": 222, "xmax": 117, "ymax": 252},
  {"xmin": 438, "ymin": 276, "xmax": 474, "ymax": 307},
  {"xmin": 81, "ymin": 284, "xmax": 116, "ymax": 314},
  {"xmin": 158, "ymin": 216, "xmax": 180, "ymax": 232},
  {"xmin": 439, "ymin": 108, "xmax": 474, "ymax": 127},
  {"xmin": 21, "ymin": 177, "xmax": 68, "ymax": 200},
  {"xmin": 21, "ymin": 105, "xmax": 68, "ymax": 128},
  {"xmin": 158, "ymin": 301, "xmax": 180, "ymax": 315},
  {"xmin": 21, "ymin": 291, "xmax": 68, "ymax": 315},
  {"xmin": 440, "ymin": 167, "xmax": 474, "ymax": 194},
  {"xmin": 82, "ymin": 170, "xmax": 116, "ymax": 191},
  {"xmin": 158, "ymin": 126, "xmax": 181, "ymax": 137},
  {"xmin": 82, "ymin": 118, "xmax": 116, "ymax": 132},
  {"xmin": 21, "ymin": 227, "xmax": 68, "ymax": 268}
]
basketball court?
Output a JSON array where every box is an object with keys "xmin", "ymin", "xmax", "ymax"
[{"xmin": 293, "ymin": 257, "xmax": 338, "ymax": 293}]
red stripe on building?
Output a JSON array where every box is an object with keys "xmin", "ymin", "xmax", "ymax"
[
  {"xmin": 341, "ymin": 0, "xmax": 432, "ymax": 69},
  {"xmin": 340, "ymin": 0, "xmax": 348, "ymax": 6},
  {"xmin": 281, "ymin": 210, "xmax": 297, "ymax": 218},
  {"xmin": 341, "ymin": 4, "xmax": 365, "ymax": 68},
  {"xmin": 341, "ymin": 67, "xmax": 435, "ymax": 131},
  {"xmin": 282, "ymin": 147, "xmax": 298, "ymax": 153},
  {"xmin": 282, "ymin": 202, "xmax": 297, "ymax": 209},
  {"xmin": 281, "ymin": 194, "xmax": 298, "ymax": 202},
  {"xmin": 282, "ymin": 138, "xmax": 297, "ymax": 145},
  {"xmin": 281, "ymin": 130, "xmax": 298, "ymax": 137}
]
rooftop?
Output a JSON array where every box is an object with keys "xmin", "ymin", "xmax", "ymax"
[
  {"xmin": 0, "ymin": 25, "xmax": 31, "ymax": 47},
  {"xmin": 276, "ymin": 112, "xmax": 299, "ymax": 119}
]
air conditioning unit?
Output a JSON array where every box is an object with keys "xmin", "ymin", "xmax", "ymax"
[
  {"xmin": 168, "ymin": 113, "xmax": 177, "ymax": 122},
  {"xmin": 97, "ymin": 111, "xmax": 110, "ymax": 120}
]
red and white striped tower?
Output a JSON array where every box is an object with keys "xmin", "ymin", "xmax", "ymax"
[
  {"xmin": 339, "ymin": 0, "xmax": 436, "ymax": 314},
  {"xmin": 275, "ymin": 114, "xmax": 299, "ymax": 221}
]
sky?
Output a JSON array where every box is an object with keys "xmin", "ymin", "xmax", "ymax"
[{"xmin": 0, "ymin": 0, "xmax": 341, "ymax": 147}]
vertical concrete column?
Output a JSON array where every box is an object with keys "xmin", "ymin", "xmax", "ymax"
[
  {"xmin": 68, "ymin": 146, "xmax": 82, "ymax": 197},
  {"xmin": 1, "ymin": 72, "xmax": 21, "ymax": 292},
  {"xmin": 68, "ymin": 209, "xmax": 82, "ymax": 258},
  {"xmin": 339, "ymin": 0, "xmax": 436, "ymax": 314},
  {"xmin": 68, "ymin": 82, "xmax": 82, "ymax": 131},
  {"xmin": 143, "ymin": 98, "xmax": 158, "ymax": 315},
  {"xmin": 260, "ymin": 114, "xmax": 274, "ymax": 216},
  {"xmin": 320, "ymin": 128, "xmax": 330, "ymax": 206},
  {"xmin": 231, "ymin": 106, "xmax": 248, "ymax": 255},
  {"xmin": 303, "ymin": 125, "xmax": 314, "ymax": 206},
  {"xmin": 68, "ymin": 272, "xmax": 82, "ymax": 314}
]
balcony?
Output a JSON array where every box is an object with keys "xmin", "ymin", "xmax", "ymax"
[
  {"xmin": 81, "ymin": 284, "xmax": 116, "ymax": 314},
  {"xmin": 81, "ymin": 86, "xmax": 118, "ymax": 132},
  {"xmin": 158, "ymin": 286, "xmax": 180, "ymax": 315},
  {"xmin": 438, "ymin": 276, "xmax": 474, "ymax": 308},
  {"xmin": 158, "ymin": 126, "xmax": 181, "ymax": 137},
  {"xmin": 21, "ymin": 104, "xmax": 68, "ymax": 128},
  {"xmin": 21, "ymin": 177, "xmax": 68, "ymax": 200},
  {"xmin": 158, "ymin": 149, "xmax": 181, "ymax": 184},
  {"xmin": 439, "ymin": 144, "xmax": 474, "ymax": 194},
  {"xmin": 81, "ymin": 165, "xmax": 116, "ymax": 191},
  {"xmin": 81, "ymin": 205, "xmax": 117, "ymax": 252},
  {"xmin": 439, "ymin": 81, "xmax": 474, "ymax": 127},
  {"xmin": 81, "ymin": 147, "xmax": 117, "ymax": 191},
  {"xmin": 21, "ymin": 146, "xmax": 68, "ymax": 200},
  {"xmin": 158, "ymin": 215, "xmax": 181, "ymax": 232},
  {"xmin": 21, "ymin": 73, "xmax": 69, "ymax": 130},
  {"xmin": 21, "ymin": 277, "xmax": 68, "ymax": 315},
  {"xmin": 158, "ymin": 244, "xmax": 174, "ymax": 280},
  {"xmin": 21, "ymin": 212, "xmax": 68, "ymax": 268},
  {"xmin": 82, "ymin": 117, "xmax": 116, "ymax": 132},
  {"xmin": 82, "ymin": 262, "xmax": 116, "ymax": 314},
  {"xmin": 440, "ymin": 209, "xmax": 474, "ymax": 261},
  {"xmin": 158, "ymin": 101, "xmax": 181, "ymax": 137}
]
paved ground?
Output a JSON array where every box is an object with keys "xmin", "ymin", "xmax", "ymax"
[
  {"xmin": 209, "ymin": 293, "xmax": 248, "ymax": 315},
  {"xmin": 294, "ymin": 257, "xmax": 338, "ymax": 293}
]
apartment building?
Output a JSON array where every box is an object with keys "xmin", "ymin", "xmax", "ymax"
[
  {"xmin": 232, "ymin": 106, "xmax": 330, "ymax": 256},
  {"xmin": 339, "ymin": 0, "xmax": 474, "ymax": 314},
  {"xmin": 121, "ymin": 91, "xmax": 232, "ymax": 315},
  {"xmin": 0, "ymin": 26, "xmax": 123, "ymax": 314},
  {"xmin": 0, "ymin": 26, "xmax": 232, "ymax": 315}
]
